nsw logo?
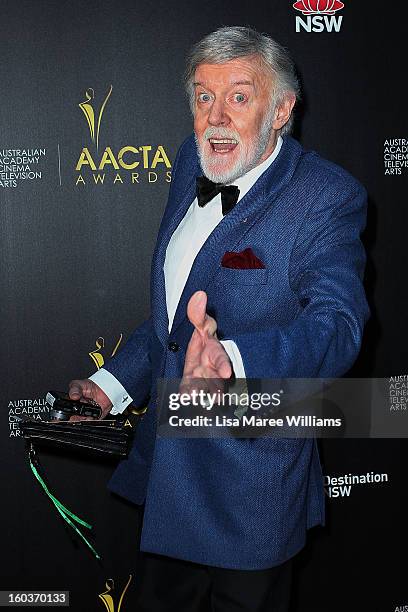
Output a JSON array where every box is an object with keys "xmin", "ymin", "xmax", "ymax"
[{"xmin": 293, "ymin": 0, "xmax": 344, "ymax": 33}]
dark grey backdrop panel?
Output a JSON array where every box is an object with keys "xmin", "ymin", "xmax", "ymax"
[{"xmin": 1, "ymin": 1, "xmax": 407, "ymax": 610}]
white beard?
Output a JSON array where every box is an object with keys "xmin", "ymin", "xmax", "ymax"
[{"xmin": 195, "ymin": 106, "xmax": 275, "ymax": 184}]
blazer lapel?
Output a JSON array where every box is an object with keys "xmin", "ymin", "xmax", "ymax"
[{"xmin": 150, "ymin": 170, "xmax": 198, "ymax": 344}]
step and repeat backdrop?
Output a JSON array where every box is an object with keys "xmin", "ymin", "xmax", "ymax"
[{"xmin": 1, "ymin": 1, "xmax": 407, "ymax": 610}]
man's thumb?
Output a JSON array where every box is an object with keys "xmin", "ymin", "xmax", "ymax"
[
  {"xmin": 69, "ymin": 385, "xmax": 82, "ymax": 399},
  {"xmin": 187, "ymin": 291, "xmax": 207, "ymax": 332}
]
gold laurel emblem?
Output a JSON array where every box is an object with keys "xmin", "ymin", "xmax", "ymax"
[
  {"xmin": 79, "ymin": 85, "xmax": 113, "ymax": 150},
  {"xmin": 89, "ymin": 334, "xmax": 123, "ymax": 370},
  {"xmin": 98, "ymin": 575, "xmax": 132, "ymax": 612}
]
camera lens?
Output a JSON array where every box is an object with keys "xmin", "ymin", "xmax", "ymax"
[{"xmin": 49, "ymin": 409, "xmax": 69, "ymax": 421}]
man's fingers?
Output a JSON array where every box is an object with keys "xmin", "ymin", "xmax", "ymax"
[
  {"xmin": 217, "ymin": 359, "xmax": 233, "ymax": 379},
  {"xmin": 179, "ymin": 376, "xmax": 209, "ymax": 397},
  {"xmin": 203, "ymin": 314, "xmax": 217, "ymax": 337},
  {"xmin": 210, "ymin": 349, "xmax": 232, "ymax": 379},
  {"xmin": 68, "ymin": 380, "xmax": 112, "ymax": 418},
  {"xmin": 202, "ymin": 339, "xmax": 233, "ymax": 379},
  {"xmin": 183, "ymin": 329, "xmax": 204, "ymax": 377},
  {"xmin": 184, "ymin": 340, "xmax": 232, "ymax": 380}
]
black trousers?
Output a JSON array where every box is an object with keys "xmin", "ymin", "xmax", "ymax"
[{"xmin": 134, "ymin": 552, "xmax": 293, "ymax": 612}]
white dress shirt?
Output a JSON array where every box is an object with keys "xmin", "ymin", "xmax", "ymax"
[{"xmin": 90, "ymin": 136, "xmax": 283, "ymax": 413}]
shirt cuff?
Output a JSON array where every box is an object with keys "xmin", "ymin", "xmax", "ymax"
[
  {"xmin": 220, "ymin": 340, "xmax": 246, "ymax": 379},
  {"xmin": 88, "ymin": 369, "xmax": 133, "ymax": 415}
]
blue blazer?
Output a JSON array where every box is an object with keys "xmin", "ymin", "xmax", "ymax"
[{"xmin": 105, "ymin": 134, "xmax": 369, "ymax": 569}]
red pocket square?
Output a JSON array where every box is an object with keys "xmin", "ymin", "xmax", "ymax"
[{"xmin": 221, "ymin": 248, "xmax": 265, "ymax": 269}]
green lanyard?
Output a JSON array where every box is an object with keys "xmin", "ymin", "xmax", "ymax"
[{"xmin": 29, "ymin": 445, "xmax": 100, "ymax": 560}]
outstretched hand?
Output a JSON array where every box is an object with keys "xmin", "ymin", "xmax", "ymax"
[{"xmin": 180, "ymin": 291, "xmax": 232, "ymax": 396}]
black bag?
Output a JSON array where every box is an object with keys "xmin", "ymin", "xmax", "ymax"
[{"xmin": 18, "ymin": 418, "xmax": 133, "ymax": 458}]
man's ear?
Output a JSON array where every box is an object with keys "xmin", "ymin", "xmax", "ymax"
[{"xmin": 272, "ymin": 93, "xmax": 296, "ymax": 131}]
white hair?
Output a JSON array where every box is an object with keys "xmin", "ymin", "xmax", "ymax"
[{"xmin": 184, "ymin": 26, "xmax": 300, "ymax": 135}]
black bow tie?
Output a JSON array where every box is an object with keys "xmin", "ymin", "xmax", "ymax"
[{"xmin": 196, "ymin": 176, "xmax": 240, "ymax": 216}]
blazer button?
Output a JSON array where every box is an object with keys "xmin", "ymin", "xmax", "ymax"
[{"xmin": 168, "ymin": 341, "xmax": 180, "ymax": 352}]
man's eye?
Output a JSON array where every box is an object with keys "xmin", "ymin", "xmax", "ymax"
[
  {"xmin": 233, "ymin": 93, "xmax": 246, "ymax": 103},
  {"xmin": 198, "ymin": 93, "xmax": 211, "ymax": 102}
]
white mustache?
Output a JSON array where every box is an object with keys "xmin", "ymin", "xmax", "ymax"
[{"xmin": 202, "ymin": 127, "xmax": 240, "ymax": 142}]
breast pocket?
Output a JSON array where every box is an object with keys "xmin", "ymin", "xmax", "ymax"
[{"xmin": 215, "ymin": 267, "xmax": 269, "ymax": 285}]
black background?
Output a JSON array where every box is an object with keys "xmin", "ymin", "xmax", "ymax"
[{"xmin": 1, "ymin": 1, "xmax": 407, "ymax": 610}]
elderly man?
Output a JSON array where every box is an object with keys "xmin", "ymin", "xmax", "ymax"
[{"xmin": 69, "ymin": 26, "xmax": 368, "ymax": 611}]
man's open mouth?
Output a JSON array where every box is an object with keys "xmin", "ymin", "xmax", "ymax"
[{"xmin": 208, "ymin": 138, "xmax": 238, "ymax": 153}]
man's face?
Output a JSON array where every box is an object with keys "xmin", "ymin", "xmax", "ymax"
[{"xmin": 193, "ymin": 55, "xmax": 278, "ymax": 184}]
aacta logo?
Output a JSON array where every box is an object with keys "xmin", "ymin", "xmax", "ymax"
[
  {"xmin": 75, "ymin": 85, "xmax": 172, "ymax": 186},
  {"xmin": 98, "ymin": 575, "xmax": 132, "ymax": 612},
  {"xmin": 79, "ymin": 85, "xmax": 113, "ymax": 151},
  {"xmin": 294, "ymin": 0, "xmax": 344, "ymax": 32},
  {"xmin": 89, "ymin": 335, "xmax": 123, "ymax": 370}
]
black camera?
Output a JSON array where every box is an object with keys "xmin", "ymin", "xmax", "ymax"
[{"xmin": 45, "ymin": 391, "xmax": 102, "ymax": 420}]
